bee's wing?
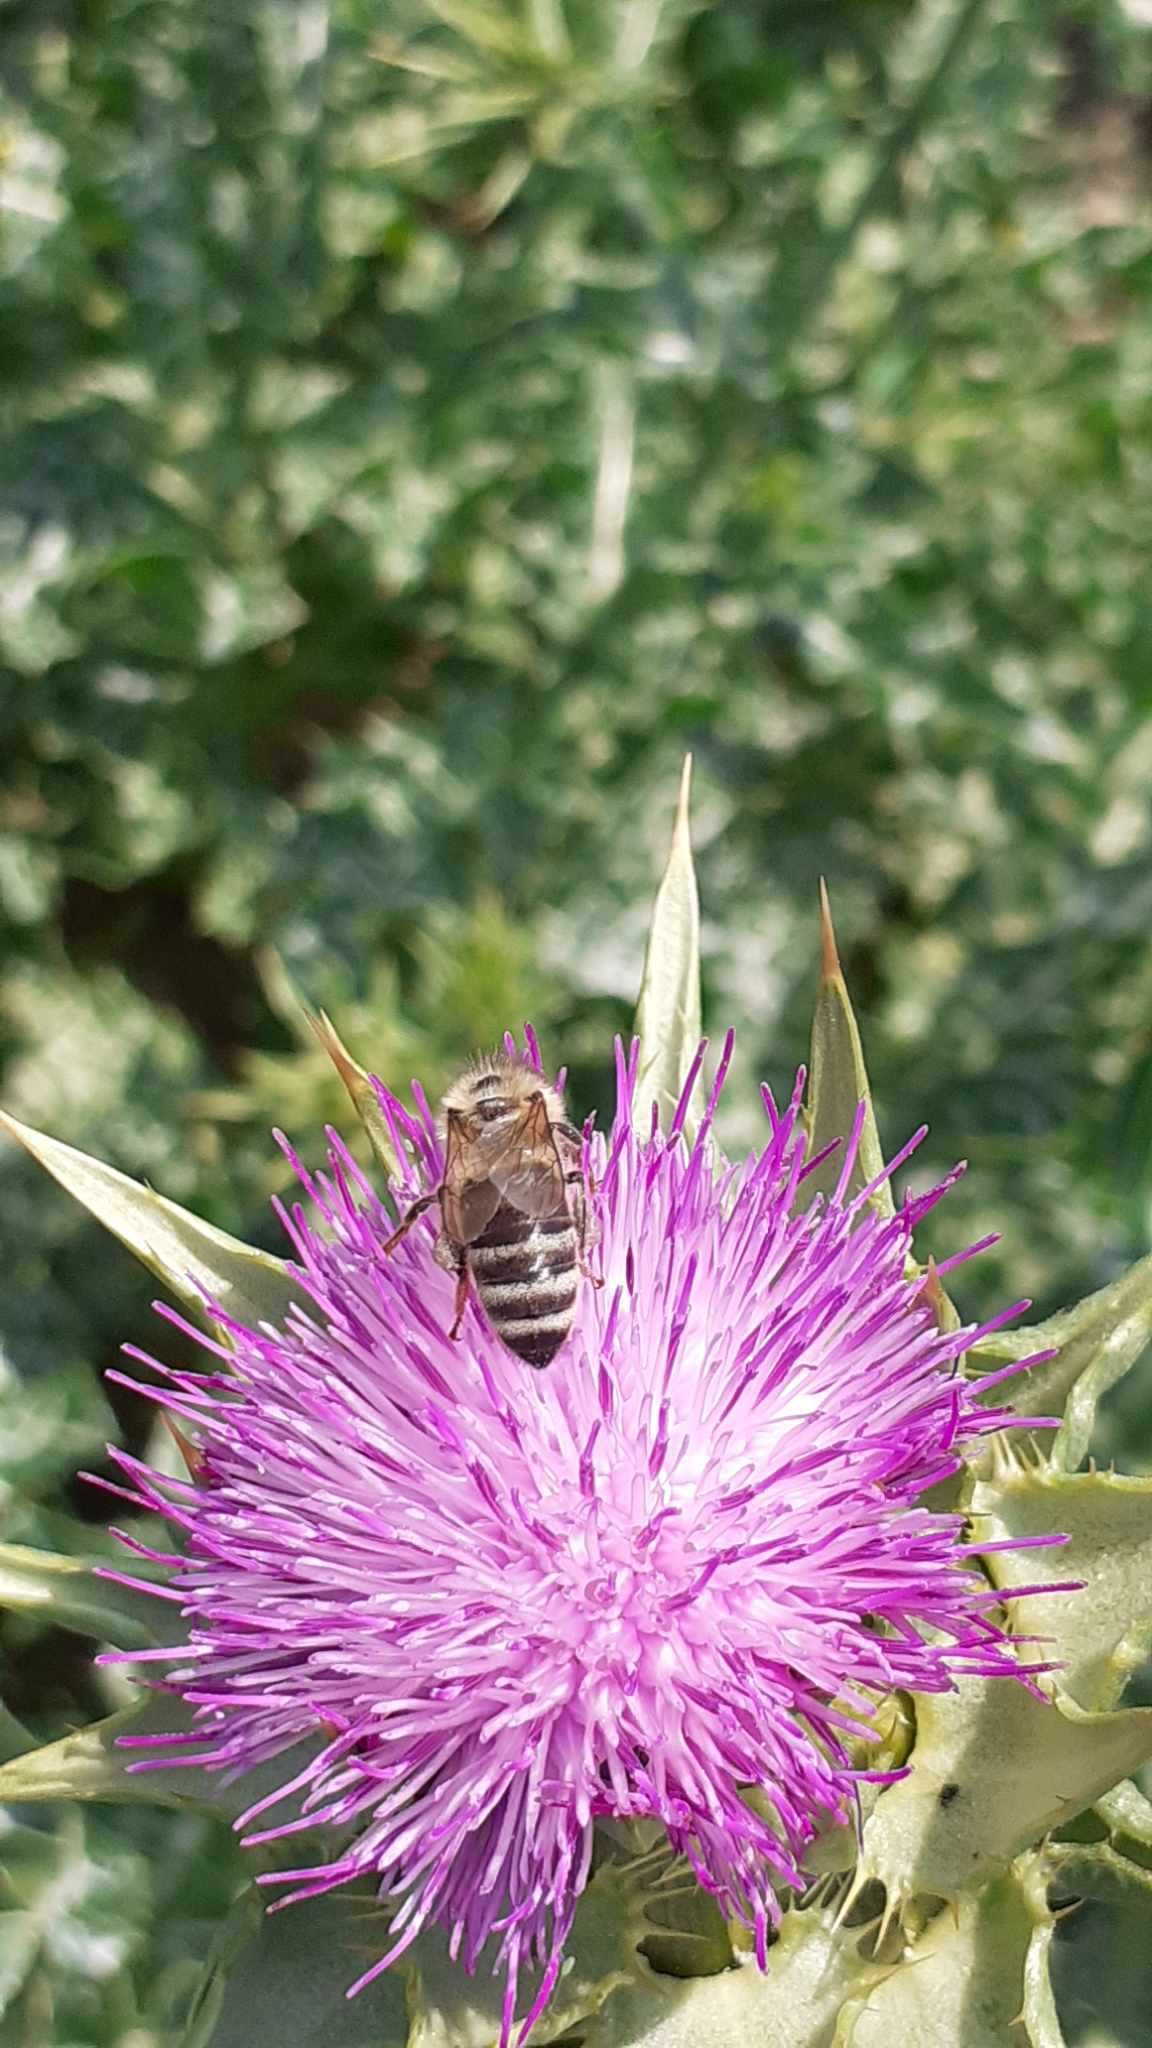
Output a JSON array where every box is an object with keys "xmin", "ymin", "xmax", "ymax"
[
  {"xmin": 489, "ymin": 1092, "xmax": 567, "ymax": 1219},
  {"xmin": 440, "ymin": 1110, "xmax": 502, "ymax": 1244}
]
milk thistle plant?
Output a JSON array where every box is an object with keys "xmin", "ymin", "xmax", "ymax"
[{"xmin": 4, "ymin": 765, "xmax": 1152, "ymax": 2048}]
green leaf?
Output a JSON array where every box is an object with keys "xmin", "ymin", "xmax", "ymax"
[
  {"xmin": 425, "ymin": 0, "xmax": 549, "ymax": 63},
  {"xmin": 525, "ymin": 0, "xmax": 571, "ymax": 63},
  {"xmin": 180, "ymin": 1885, "xmax": 410, "ymax": 2048},
  {"xmin": 409, "ymin": 1862, "xmax": 645, "ymax": 2046},
  {"xmin": 0, "ymin": 1108, "xmax": 306, "ymax": 1335},
  {"xmin": 310, "ymin": 1007, "xmax": 400, "ymax": 1181},
  {"xmin": 0, "ymin": 1820, "xmax": 64, "ymax": 2022},
  {"xmin": 0, "ymin": 1687, "xmax": 320, "ymax": 1826},
  {"xmin": 1045, "ymin": 1840, "xmax": 1152, "ymax": 1908},
  {"xmin": 184, "ymin": 1853, "xmax": 677, "ymax": 2048},
  {"xmin": 970, "ymin": 1251, "xmax": 1152, "ymax": 1468},
  {"xmin": 804, "ymin": 1694, "xmax": 915, "ymax": 1877},
  {"xmin": 579, "ymin": 1904, "xmax": 886, "ymax": 2048},
  {"xmin": 0, "ymin": 1541, "xmax": 165, "ymax": 1650},
  {"xmin": 426, "ymin": 85, "xmax": 542, "ymax": 128},
  {"xmin": 633, "ymin": 756, "xmax": 703, "ymax": 1142},
  {"xmin": 0, "ymin": 1695, "xmax": 209, "ymax": 1813},
  {"xmin": 1018, "ymin": 1854, "xmax": 1068, "ymax": 2048},
  {"xmin": 973, "ymin": 1468, "xmax": 1152, "ymax": 1710},
  {"xmin": 0, "ymin": 1704, "xmax": 35, "ymax": 1767},
  {"xmin": 804, "ymin": 883, "xmax": 893, "ymax": 1218},
  {"xmin": 1097, "ymin": 1777, "xmax": 1152, "ymax": 1846},
  {"xmin": 833, "ymin": 1860, "xmax": 1063, "ymax": 2048},
  {"xmin": 0, "ymin": 1359, "xmax": 113, "ymax": 1492},
  {"xmin": 0, "ymin": 1814, "xmax": 151, "ymax": 2031},
  {"xmin": 856, "ymin": 1673, "xmax": 1152, "ymax": 1909},
  {"xmin": 639, "ymin": 1879, "xmax": 733, "ymax": 1980}
]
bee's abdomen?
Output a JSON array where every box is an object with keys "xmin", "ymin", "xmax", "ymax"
[{"xmin": 468, "ymin": 1205, "xmax": 578, "ymax": 1368}]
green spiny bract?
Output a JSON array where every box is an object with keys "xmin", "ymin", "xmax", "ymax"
[{"xmin": 3, "ymin": 780, "xmax": 1152, "ymax": 2048}]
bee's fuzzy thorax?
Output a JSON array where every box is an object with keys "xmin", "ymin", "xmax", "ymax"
[{"xmin": 440, "ymin": 1050, "xmax": 565, "ymax": 1125}]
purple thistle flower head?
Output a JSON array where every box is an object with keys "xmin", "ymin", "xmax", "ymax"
[{"xmin": 101, "ymin": 1034, "xmax": 1049, "ymax": 2043}]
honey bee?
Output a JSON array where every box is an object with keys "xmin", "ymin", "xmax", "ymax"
[{"xmin": 382, "ymin": 1052, "xmax": 598, "ymax": 1368}]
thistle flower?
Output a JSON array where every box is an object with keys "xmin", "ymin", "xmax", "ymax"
[{"xmin": 98, "ymin": 1033, "xmax": 1050, "ymax": 2043}]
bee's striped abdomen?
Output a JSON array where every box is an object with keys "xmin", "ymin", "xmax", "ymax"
[{"xmin": 468, "ymin": 1202, "xmax": 578, "ymax": 1368}]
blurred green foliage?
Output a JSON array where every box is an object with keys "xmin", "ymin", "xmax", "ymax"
[{"xmin": 4, "ymin": 0, "xmax": 1152, "ymax": 2038}]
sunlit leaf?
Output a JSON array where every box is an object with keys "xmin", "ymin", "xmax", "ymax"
[
  {"xmin": 804, "ymin": 883, "xmax": 892, "ymax": 1217},
  {"xmin": 424, "ymin": 0, "xmax": 549, "ymax": 62},
  {"xmin": 1020, "ymin": 1874, "xmax": 1067, "ymax": 2048},
  {"xmin": 833, "ymin": 1860, "xmax": 1062, "ymax": 2048},
  {"xmin": 970, "ymin": 1252, "xmax": 1152, "ymax": 1467},
  {"xmin": 579, "ymin": 1903, "xmax": 885, "ymax": 2048},
  {"xmin": 1096, "ymin": 1776, "xmax": 1152, "ymax": 1847},
  {"xmin": 857, "ymin": 1675, "xmax": 1152, "ymax": 1908},
  {"xmin": 633, "ymin": 756, "xmax": 703, "ymax": 1142},
  {"xmin": 0, "ymin": 1110, "xmax": 305, "ymax": 1334},
  {"xmin": 310, "ymin": 1007, "xmax": 400, "ymax": 1180},
  {"xmin": 973, "ymin": 1468, "xmax": 1152, "ymax": 1710},
  {"xmin": 0, "ymin": 1695, "xmax": 207, "ymax": 1812},
  {"xmin": 0, "ymin": 1541, "xmax": 164, "ymax": 1650}
]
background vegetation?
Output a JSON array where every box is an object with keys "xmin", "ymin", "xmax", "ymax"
[{"xmin": 3, "ymin": 0, "xmax": 1152, "ymax": 2039}]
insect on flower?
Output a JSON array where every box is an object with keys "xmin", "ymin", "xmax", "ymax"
[
  {"xmin": 382, "ymin": 1050, "xmax": 599, "ymax": 1368},
  {"xmin": 91, "ymin": 1031, "xmax": 1063, "ymax": 2048}
]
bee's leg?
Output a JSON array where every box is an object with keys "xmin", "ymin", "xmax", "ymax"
[
  {"xmin": 433, "ymin": 1232, "xmax": 471, "ymax": 1340},
  {"xmin": 567, "ymin": 1179, "xmax": 604, "ymax": 1287},
  {"xmin": 447, "ymin": 1251, "xmax": 471, "ymax": 1340},
  {"xmin": 381, "ymin": 1191, "xmax": 437, "ymax": 1256},
  {"xmin": 431, "ymin": 1230, "xmax": 457, "ymax": 1274},
  {"xmin": 556, "ymin": 1120, "xmax": 598, "ymax": 1195},
  {"xmin": 551, "ymin": 1120, "xmax": 602, "ymax": 1280}
]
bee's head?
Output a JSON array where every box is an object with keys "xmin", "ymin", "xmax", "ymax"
[{"xmin": 441, "ymin": 1051, "xmax": 564, "ymax": 1127}]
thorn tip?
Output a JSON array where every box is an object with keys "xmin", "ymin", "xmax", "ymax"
[
  {"xmin": 818, "ymin": 878, "xmax": 842, "ymax": 982},
  {"xmin": 675, "ymin": 753, "xmax": 693, "ymax": 833},
  {"xmin": 161, "ymin": 1410, "xmax": 202, "ymax": 1479}
]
